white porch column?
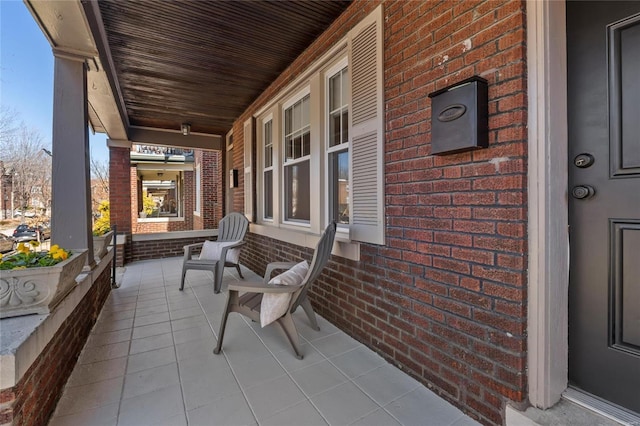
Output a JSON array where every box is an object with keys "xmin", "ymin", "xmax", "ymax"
[{"xmin": 51, "ymin": 51, "xmax": 95, "ymax": 268}]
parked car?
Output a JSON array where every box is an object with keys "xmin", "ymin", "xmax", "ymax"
[
  {"xmin": 0, "ymin": 234, "xmax": 14, "ymax": 253},
  {"xmin": 12, "ymin": 224, "xmax": 51, "ymax": 243}
]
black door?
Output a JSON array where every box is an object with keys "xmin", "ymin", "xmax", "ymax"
[{"xmin": 567, "ymin": 1, "xmax": 640, "ymax": 414}]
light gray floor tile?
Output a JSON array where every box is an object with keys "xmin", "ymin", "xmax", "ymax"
[
  {"xmin": 126, "ymin": 345, "xmax": 176, "ymax": 374},
  {"xmin": 170, "ymin": 314, "xmax": 209, "ymax": 331},
  {"xmin": 311, "ymin": 381, "xmax": 379, "ymax": 426},
  {"xmin": 134, "ymin": 297, "xmax": 167, "ymax": 309},
  {"xmin": 310, "ymin": 332, "xmax": 362, "ymax": 358},
  {"xmin": 350, "ymin": 408, "xmax": 402, "ymax": 426},
  {"xmin": 243, "ymin": 375, "xmax": 307, "ymax": 420},
  {"xmin": 92, "ymin": 317, "xmax": 134, "ymax": 334},
  {"xmin": 290, "ymin": 360, "xmax": 348, "ymax": 397},
  {"xmin": 261, "ymin": 400, "xmax": 328, "ymax": 426},
  {"xmin": 54, "ymin": 377, "xmax": 123, "ymax": 417},
  {"xmin": 181, "ymin": 358, "xmax": 242, "ymax": 410},
  {"xmin": 117, "ymin": 384, "xmax": 185, "ymax": 426},
  {"xmin": 172, "ymin": 324, "xmax": 214, "ymax": 345},
  {"xmin": 187, "ymin": 392, "xmax": 257, "ymax": 426},
  {"xmin": 354, "ymin": 364, "xmax": 421, "ymax": 406},
  {"xmin": 98, "ymin": 309, "xmax": 135, "ymax": 322},
  {"xmin": 276, "ymin": 342, "xmax": 327, "ymax": 372},
  {"xmin": 85, "ymin": 328, "xmax": 132, "ymax": 349},
  {"xmin": 135, "ymin": 303, "xmax": 169, "ymax": 318},
  {"xmin": 67, "ymin": 357, "xmax": 127, "ymax": 387},
  {"xmin": 49, "ymin": 402, "xmax": 119, "ymax": 426},
  {"xmin": 52, "ymin": 257, "xmax": 481, "ymax": 426},
  {"xmin": 451, "ymin": 415, "xmax": 482, "ymax": 426},
  {"xmin": 175, "ymin": 336, "xmax": 218, "ymax": 361},
  {"xmin": 78, "ymin": 341, "xmax": 130, "ymax": 365},
  {"xmin": 169, "ymin": 306, "xmax": 205, "ymax": 320},
  {"xmin": 232, "ymin": 354, "xmax": 287, "ymax": 390},
  {"xmin": 123, "ymin": 362, "xmax": 180, "ymax": 399},
  {"xmin": 129, "ymin": 331, "xmax": 174, "ymax": 354},
  {"xmin": 330, "ymin": 346, "xmax": 387, "ymax": 378},
  {"xmin": 132, "ymin": 321, "xmax": 172, "ymax": 339},
  {"xmin": 177, "ymin": 350, "xmax": 234, "ymax": 382},
  {"xmin": 384, "ymin": 386, "xmax": 470, "ymax": 426},
  {"xmin": 133, "ymin": 311, "xmax": 170, "ymax": 327}
]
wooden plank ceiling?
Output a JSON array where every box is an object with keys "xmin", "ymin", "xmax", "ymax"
[{"xmin": 97, "ymin": 0, "xmax": 351, "ymax": 137}]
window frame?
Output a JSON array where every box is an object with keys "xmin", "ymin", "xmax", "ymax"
[
  {"xmin": 261, "ymin": 113, "xmax": 275, "ymax": 222},
  {"xmin": 281, "ymin": 87, "xmax": 312, "ymax": 227},
  {"xmin": 324, "ymin": 57, "xmax": 350, "ymax": 231}
]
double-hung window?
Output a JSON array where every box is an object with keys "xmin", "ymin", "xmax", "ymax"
[
  {"xmin": 283, "ymin": 93, "xmax": 311, "ymax": 223},
  {"xmin": 327, "ymin": 64, "xmax": 350, "ymax": 225},
  {"xmin": 263, "ymin": 118, "xmax": 274, "ymax": 220}
]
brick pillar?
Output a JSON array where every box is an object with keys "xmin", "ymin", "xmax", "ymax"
[
  {"xmin": 202, "ymin": 150, "xmax": 222, "ymax": 227},
  {"xmin": 108, "ymin": 143, "xmax": 132, "ymax": 266}
]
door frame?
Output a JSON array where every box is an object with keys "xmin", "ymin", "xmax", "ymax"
[{"xmin": 526, "ymin": 0, "xmax": 570, "ymax": 409}]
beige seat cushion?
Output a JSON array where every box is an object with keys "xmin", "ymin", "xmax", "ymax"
[{"xmin": 260, "ymin": 261, "xmax": 309, "ymax": 327}]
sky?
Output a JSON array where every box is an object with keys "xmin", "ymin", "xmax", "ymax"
[{"xmin": 0, "ymin": 0, "xmax": 110, "ymax": 165}]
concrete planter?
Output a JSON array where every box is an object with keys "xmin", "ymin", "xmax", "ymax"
[
  {"xmin": 0, "ymin": 250, "xmax": 88, "ymax": 318},
  {"xmin": 93, "ymin": 230, "xmax": 114, "ymax": 260}
]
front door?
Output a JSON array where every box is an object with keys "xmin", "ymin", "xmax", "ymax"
[{"xmin": 567, "ymin": 1, "xmax": 640, "ymax": 414}]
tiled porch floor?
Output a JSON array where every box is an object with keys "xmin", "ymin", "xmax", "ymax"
[{"xmin": 49, "ymin": 257, "xmax": 479, "ymax": 426}]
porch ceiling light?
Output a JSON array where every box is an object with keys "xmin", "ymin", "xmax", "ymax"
[{"xmin": 181, "ymin": 123, "xmax": 191, "ymax": 136}]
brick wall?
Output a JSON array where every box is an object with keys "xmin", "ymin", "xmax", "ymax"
[
  {"xmin": 235, "ymin": 1, "xmax": 528, "ymax": 424},
  {"xmin": 129, "ymin": 236, "xmax": 212, "ymax": 262},
  {"xmin": 0, "ymin": 267, "xmax": 112, "ymax": 426}
]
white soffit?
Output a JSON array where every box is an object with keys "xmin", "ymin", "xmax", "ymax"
[{"xmin": 26, "ymin": 0, "xmax": 127, "ymax": 140}]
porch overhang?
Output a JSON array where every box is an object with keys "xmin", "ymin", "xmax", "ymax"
[{"xmin": 25, "ymin": 0, "xmax": 351, "ymax": 150}]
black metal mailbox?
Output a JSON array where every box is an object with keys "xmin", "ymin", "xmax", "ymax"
[{"xmin": 428, "ymin": 76, "xmax": 488, "ymax": 155}]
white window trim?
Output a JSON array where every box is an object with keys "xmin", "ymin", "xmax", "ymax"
[
  {"xmin": 282, "ymin": 88, "xmax": 312, "ymax": 227},
  {"xmin": 259, "ymin": 113, "xmax": 275, "ymax": 223},
  {"xmin": 324, "ymin": 56, "xmax": 350, "ymax": 235},
  {"xmin": 194, "ymin": 164, "xmax": 201, "ymax": 216}
]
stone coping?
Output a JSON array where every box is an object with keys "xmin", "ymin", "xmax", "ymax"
[
  {"xmin": 130, "ymin": 228, "xmax": 218, "ymax": 242},
  {"xmin": 0, "ymin": 249, "xmax": 114, "ymax": 390}
]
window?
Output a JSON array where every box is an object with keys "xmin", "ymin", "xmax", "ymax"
[
  {"xmin": 327, "ymin": 65, "xmax": 350, "ymax": 225},
  {"xmin": 253, "ymin": 6, "xmax": 384, "ymax": 246},
  {"xmin": 263, "ymin": 119, "xmax": 274, "ymax": 219},
  {"xmin": 283, "ymin": 94, "xmax": 310, "ymax": 222},
  {"xmin": 140, "ymin": 173, "xmax": 183, "ymax": 218}
]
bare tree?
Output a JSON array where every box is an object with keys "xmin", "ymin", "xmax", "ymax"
[
  {"xmin": 90, "ymin": 156, "xmax": 109, "ymax": 214},
  {"xmin": 0, "ymin": 113, "xmax": 51, "ymax": 215}
]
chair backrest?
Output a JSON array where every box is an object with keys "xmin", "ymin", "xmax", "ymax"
[
  {"xmin": 217, "ymin": 212, "xmax": 249, "ymax": 243},
  {"xmin": 290, "ymin": 221, "xmax": 337, "ymax": 311}
]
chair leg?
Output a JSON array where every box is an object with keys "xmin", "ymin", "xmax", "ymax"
[
  {"xmin": 277, "ymin": 315, "xmax": 303, "ymax": 359},
  {"xmin": 214, "ymin": 261, "xmax": 222, "ymax": 294},
  {"xmin": 180, "ymin": 267, "xmax": 187, "ymax": 291},
  {"xmin": 235, "ymin": 264, "xmax": 244, "ymax": 279},
  {"xmin": 300, "ymin": 297, "xmax": 320, "ymax": 331},
  {"xmin": 214, "ymin": 291, "xmax": 233, "ymax": 355}
]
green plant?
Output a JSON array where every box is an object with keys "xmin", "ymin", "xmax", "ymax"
[
  {"xmin": 142, "ymin": 191, "xmax": 155, "ymax": 216},
  {"xmin": 92, "ymin": 200, "xmax": 111, "ymax": 236},
  {"xmin": 0, "ymin": 242, "xmax": 71, "ymax": 270}
]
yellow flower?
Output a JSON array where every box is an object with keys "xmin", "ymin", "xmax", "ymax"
[
  {"xmin": 30, "ymin": 240, "xmax": 40, "ymax": 248},
  {"xmin": 50, "ymin": 244, "xmax": 60, "ymax": 252},
  {"xmin": 17, "ymin": 243, "xmax": 30, "ymax": 254},
  {"xmin": 13, "ymin": 266, "xmax": 27, "ymax": 270}
]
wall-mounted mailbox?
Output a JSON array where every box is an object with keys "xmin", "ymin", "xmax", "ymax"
[
  {"xmin": 428, "ymin": 76, "xmax": 488, "ymax": 155},
  {"xmin": 229, "ymin": 169, "xmax": 239, "ymax": 188}
]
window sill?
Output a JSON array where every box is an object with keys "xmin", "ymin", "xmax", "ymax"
[
  {"xmin": 137, "ymin": 217, "xmax": 185, "ymax": 222},
  {"xmin": 250, "ymin": 223, "xmax": 360, "ymax": 261}
]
